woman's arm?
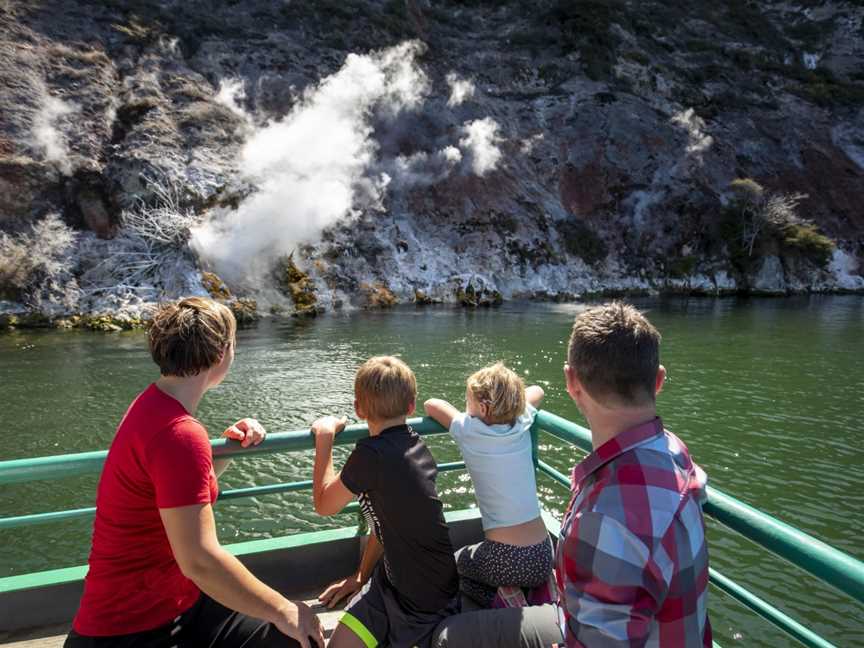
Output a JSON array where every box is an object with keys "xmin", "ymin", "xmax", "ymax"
[
  {"xmin": 160, "ymin": 504, "xmax": 324, "ymax": 648},
  {"xmin": 424, "ymin": 398, "xmax": 461, "ymax": 430},
  {"xmin": 525, "ymin": 385, "xmax": 545, "ymax": 409}
]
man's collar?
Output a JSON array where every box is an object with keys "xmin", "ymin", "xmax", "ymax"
[{"xmin": 570, "ymin": 417, "xmax": 664, "ymax": 490}]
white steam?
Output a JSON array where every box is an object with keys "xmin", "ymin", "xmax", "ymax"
[
  {"xmin": 460, "ymin": 117, "xmax": 503, "ymax": 175},
  {"xmin": 446, "ymin": 72, "xmax": 475, "ymax": 106},
  {"xmin": 192, "ymin": 42, "xmax": 430, "ymax": 285},
  {"xmin": 671, "ymin": 108, "xmax": 713, "ymax": 157},
  {"xmin": 192, "ymin": 42, "xmax": 504, "ymax": 289},
  {"xmin": 215, "ymin": 78, "xmax": 253, "ymax": 126},
  {"xmin": 33, "ymin": 96, "xmax": 77, "ymax": 175}
]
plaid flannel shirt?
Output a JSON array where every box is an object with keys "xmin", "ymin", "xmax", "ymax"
[{"xmin": 554, "ymin": 417, "xmax": 712, "ymax": 647}]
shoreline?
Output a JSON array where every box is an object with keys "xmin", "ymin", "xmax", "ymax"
[{"xmin": 3, "ymin": 287, "xmax": 863, "ymax": 332}]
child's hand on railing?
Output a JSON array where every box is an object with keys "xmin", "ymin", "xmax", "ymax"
[
  {"xmin": 222, "ymin": 418, "xmax": 267, "ymax": 448},
  {"xmin": 311, "ymin": 416, "xmax": 348, "ymax": 443}
]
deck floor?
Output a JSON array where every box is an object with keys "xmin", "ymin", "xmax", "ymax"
[{"xmin": 0, "ymin": 599, "xmax": 344, "ymax": 647}]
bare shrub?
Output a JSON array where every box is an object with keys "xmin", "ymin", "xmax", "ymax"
[
  {"xmin": 722, "ymin": 178, "xmax": 833, "ymax": 267},
  {"xmin": 80, "ymin": 173, "xmax": 198, "ymax": 294},
  {"xmin": 0, "ymin": 214, "xmax": 77, "ymax": 301}
]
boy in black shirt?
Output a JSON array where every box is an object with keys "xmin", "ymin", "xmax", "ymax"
[{"xmin": 310, "ymin": 356, "xmax": 459, "ymax": 648}]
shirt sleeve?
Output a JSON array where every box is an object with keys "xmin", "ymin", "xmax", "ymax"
[
  {"xmin": 448, "ymin": 412, "xmax": 471, "ymax": 443},
  {"xmin": 558, "ymin": 511, "xmax": 665, "ymax": 647},
  {"xmin": 146, "ymin": 417, "xmax": 216, "ymax": 509},
  {"xmin": 340, "ymin": 444, "xmax": 379, "ymax": 494},
  {"xmin": 519, "ymin": 403, "xmax": 537, "ymax": 431}
]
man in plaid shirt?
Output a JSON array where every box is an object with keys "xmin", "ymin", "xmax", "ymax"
[
  {"xmin": 554, "ymin": 302, "xmax": 712, "ymax": 647},
  {"xmin": 432, "ymin": 302, "xmax": 711, "ymax": 648}
]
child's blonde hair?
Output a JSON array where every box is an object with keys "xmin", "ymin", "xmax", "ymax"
[
  {"xmin": 467, "ymin": 362, "xmax": 526, "ymax": 425},
  {"xmin": 355, "ymin": 356, "xmax": 417, "ymax": 420}
]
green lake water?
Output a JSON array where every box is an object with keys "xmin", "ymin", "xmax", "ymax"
[{"xmin": 1, "ymin": 296, "xmax": 862, "ymax": 646}]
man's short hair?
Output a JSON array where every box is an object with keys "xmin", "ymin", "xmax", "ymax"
[
  {"xmin": 567, "ymin": 302, "xmax": 661, "ymax": 406},
  {"xmin": 355, "ymin": 356, "xmax": 417, "ymax": 420},
  {"xmin": 148, "ymin": 297, "xmax": 236, "ymax": 377},
  {"xmin": 467, "ymin": 362, "xmax": 526, "ymax": 425}
]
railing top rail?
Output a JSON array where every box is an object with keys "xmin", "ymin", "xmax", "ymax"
[
  {"xmin": 2, "ymin": 409, "xmax": 863, "ymax": 607},
  {"xmin": 531, "ymin": 410, "xmax": 864, "ymax": 605},
  {"xmin": 0, "ymin": 417, "xmax": 449, "ymax": 485}
]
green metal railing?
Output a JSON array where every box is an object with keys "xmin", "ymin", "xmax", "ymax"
[{"xmin": 1, "ymin": 411, "xmax": 862, "ymax": 648}]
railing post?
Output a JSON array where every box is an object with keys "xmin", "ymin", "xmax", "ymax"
[{"xmin": 530, "ymin": 420, "xmax": 540, "ymax": 469}]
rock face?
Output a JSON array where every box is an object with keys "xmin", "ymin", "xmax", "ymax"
[{"xmin": 0, "ymin": 0, "xmax": 863, "ymax": 320}]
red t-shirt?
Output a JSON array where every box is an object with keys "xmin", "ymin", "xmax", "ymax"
[{"xmin": 73, "ymin": 384, "xmax": 219, "ymax": 636}]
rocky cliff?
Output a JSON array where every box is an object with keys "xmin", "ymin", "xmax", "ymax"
[{"xmin": 1, "ymin": 0, "xmax": 863, "ymax": 326}]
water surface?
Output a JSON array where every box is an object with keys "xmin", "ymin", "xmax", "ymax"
[{"xmin": 1, "ymin": 296, "xmax": 862, "ymax": 646}]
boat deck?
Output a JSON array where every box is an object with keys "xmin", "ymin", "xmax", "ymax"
[
  {"xmin": 0, "ymin": 511, "xmax": 493, "ymax": 647},
  {"xmin": 0, "ymin": 598, "xmax": 345, "ymax": 647}
]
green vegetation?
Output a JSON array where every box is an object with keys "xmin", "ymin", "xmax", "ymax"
[
  {"xmin": 667, "ymin": 255, "xmax": 698, "ymax": 279},
  {"xmin": 455, "ymin": 283, "xmax": 503, "ymax": 308},
  {"xmin": 360, "ymin": 281, "xmax": 398, "ymax": 308},
  {"xmin": 545, "ymin": 0, "xmax": 624, "ymax": 81},
  {"xmin": 201, "ymin": 271, "xmax": 232, "ymax": 300},
  {"xmin": 720, "ymin": 178, "xmax": 835, "ymax": 270},
  {"xmin": 273, "ymin": 255, "xmax": 318, "ymax": 313},
  {"xmin": 229, "ymin": 298, "xmax": 260, "ymax": 325},
  {"xmin": 557, "ymin": 219, "xmax": 608, "ymax": 266},
  {"xmin": 778, "ymin": 223, "xmax": 835, "ymax": 267}
]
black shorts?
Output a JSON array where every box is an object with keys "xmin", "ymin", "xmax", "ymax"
[
  {"xmin": 340, "ymin": 565, "xmax": 458, "ymax": 648},
  {"xmin": 64, "ymin": 593, "xmax": 302, "ymax": 648}
]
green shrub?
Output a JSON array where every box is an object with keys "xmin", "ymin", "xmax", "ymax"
[
  {"xmin": 543, "ymin": 0, "xmax": 625, "ymax": 81},
  {"xmin": 558, "ymin": 219, "xmax": 608, "ymax": 266},
  {"xmin": 667, "ymin": 255, "xmax": 698, "ymax": 279},
  {"xmin": 779, "ymin": 223, "xmax": 834, "ymax": 267},
  {"xmin": 719, "ymin": 178, "xmax": 834, "ymax": 268}
]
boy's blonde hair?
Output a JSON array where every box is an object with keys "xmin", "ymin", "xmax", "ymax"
[
  {"xmin": 467, "ymin": 362, "xmax": 526, "ymax": 425},
  {"xmin": 148, "ymin": 297, "xmax": 236, "ymax": 377},
  {"xmin": 355, "ymin": 356, "xmax": 417, "ymax": 421}
]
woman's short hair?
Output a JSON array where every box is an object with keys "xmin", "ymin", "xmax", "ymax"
[
  {"xmin": 467, "ymin": 362, "xmax": 526, "ymax": 425},
  {"xmin": 148, "ymin": 297, "xmax": 236, "ymax": 377}
]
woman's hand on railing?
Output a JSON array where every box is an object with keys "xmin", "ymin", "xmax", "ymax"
[{"xmin": 223, "ymin": 418, "xmax": 267, "ymax": 448}]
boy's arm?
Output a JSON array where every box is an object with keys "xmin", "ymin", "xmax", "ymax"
[
  {"xmin": 318, "ymin": 534, "xmax": 384, "ymax": 609},
  {"xmin": 525, "ymin": 385, "xmax": 545, "ymax": 409},
  {"xmin": 424, "ymin": 398, "xmax": 461, "ymax": 430},
  {"xmin": 311, "ymin": 416, "xmax": 354, "ymax": 516}
]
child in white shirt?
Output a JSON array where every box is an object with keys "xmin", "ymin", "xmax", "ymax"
[{"xmin": 424, "ymin": 362, "xmax": 552, "ymax": 607}]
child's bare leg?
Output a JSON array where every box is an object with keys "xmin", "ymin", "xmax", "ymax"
[{"xmin": 328, "ymin": 622, "xmax": 369, "ymax": 648}]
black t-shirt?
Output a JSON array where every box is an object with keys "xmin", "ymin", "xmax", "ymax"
[{"xmin": 340, "ymin": 424, "xmax": 458, "ymax": 613}]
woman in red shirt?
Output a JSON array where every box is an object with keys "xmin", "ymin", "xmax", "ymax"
[{"xmin": 66, "ymin": 297, "xmax": 323, "ymax": 648}]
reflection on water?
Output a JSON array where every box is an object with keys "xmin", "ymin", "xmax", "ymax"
[{"xmin": 1, "ymin": 295, "xmax": 862, "ymax": 646}]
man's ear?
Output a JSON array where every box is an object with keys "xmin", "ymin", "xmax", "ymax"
[
  {"xmin": 354, "ymin": 398, "xmax": 365, "ymax": 421},
  {"xmin": 655, "ymin": 365, "xmax": 667, "ymax": 397},
  {"xmin": 406, "ymin": 400, "xmax": 416, "ymax": 417},
  {"xmin": 564, "ymin": 364, "xmax": 580, "ymax": 402}
]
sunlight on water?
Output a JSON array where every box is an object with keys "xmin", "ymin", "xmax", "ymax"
[{"xmin": 1, "ymin": 296, "xmax": 862, "ymax": 646}]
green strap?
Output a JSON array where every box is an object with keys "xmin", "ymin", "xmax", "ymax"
[{"xmin": 339, "ymin": 611, "xmax": 378, "ymax": 648}]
